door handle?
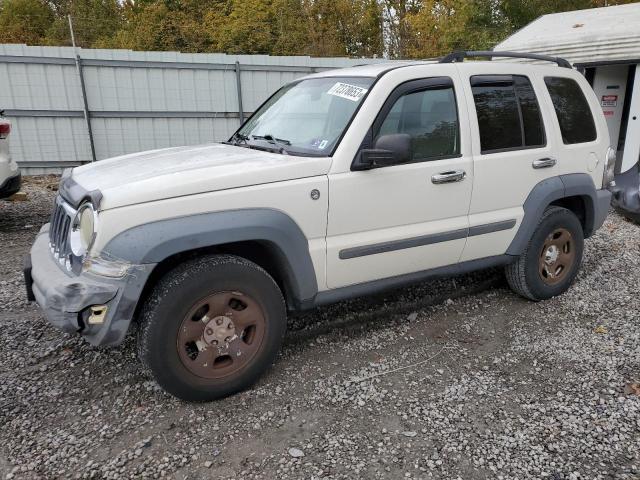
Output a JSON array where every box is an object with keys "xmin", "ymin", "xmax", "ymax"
[
  {"xmin": 532, "ymin": 157, "xmax": 557, "ymax": 169},
  {"xmin": 431, "ymin": 170, "xmax": 466, "ymax": 184}
]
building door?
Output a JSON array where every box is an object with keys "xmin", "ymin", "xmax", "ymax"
[
  {"xmin": 590, "ymin": 65, "xmax": 629, "ymax": 159},
  {"xmin": 621, "ymin": 64, "xmax": 640, "ymax": 173},
  {"xmin": 589, "ymin": 63, "xmax": 640, "ymax": 174}
]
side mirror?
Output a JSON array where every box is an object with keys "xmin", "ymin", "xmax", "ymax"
[{"xmin": 354, "ymin": 134, "xmax": 412, "ymax": 170}]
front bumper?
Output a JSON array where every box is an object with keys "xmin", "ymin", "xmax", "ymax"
[
  {"xmin": 0, "ymin": 171, "xmax": 21, "ymax": 199},
  {"xmin": 25, "ymin": 224, "xmax": 155, "ymax": 346}
]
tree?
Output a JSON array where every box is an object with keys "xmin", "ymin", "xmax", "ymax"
[
  {"xmin": 0, "ymin": 0, "xmax": 54, "ymax": 45},
  {"xmin": 206, "ymin": 0, "xmax": 277, "ymax": 54},
  {"xmin": 404, "ymin": 0, "xmax": 511, "ymax": 58},
  {"xmin": 271, "ymin": 0, "xmax": 313, "ymax": 55},
  {"xmin": 381, "ymin": 0, "xmax": 422, "ymax": 58},
  {"xmin": 303, "ymin": 0, "xmax": 384, "ymax": 57},
  {"xmin": 45, "ymin": 0, "xmax": 123, "ymax": 48},
  {"xmin": 2, "ymin": 0, "xmax": 639, "ymax": 58},
  {"xmin": 104, "ymin": 0, "xmax": 215, "ymax": 52}
]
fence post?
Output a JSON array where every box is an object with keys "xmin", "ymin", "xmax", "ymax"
[
  {"xmin": 76, "ymin": 55, "xmax": 97, "ymax": 163},
  {"xmin": 68, "ymin": 15, "xmax": 96, "ymax": 163},
  {"xmin": 234, "ymin": 61, "xmax": 245, "ymax": 125}
]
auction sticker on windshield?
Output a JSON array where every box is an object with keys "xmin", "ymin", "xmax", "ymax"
[{"xmin": 327, "ymin": 82, "xmax": 368, "ymax": 102}]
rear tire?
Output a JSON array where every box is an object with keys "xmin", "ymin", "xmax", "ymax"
[
  {"xmin": 137, "ymin": 254, "xmax": 286, "ymax": 402},
  {"xmin": 505, "ymin": 206, "xmax": 584, "ymax": 301}
]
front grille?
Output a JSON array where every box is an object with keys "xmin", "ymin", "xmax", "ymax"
[{"xmin": 49, "ymin": 196, "xmax": 76, "ymax": 267}]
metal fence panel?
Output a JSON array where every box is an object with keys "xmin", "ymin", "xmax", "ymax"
[{"xmin": 0, "ymin": 44, "xmax": 386, "ymax": 174}]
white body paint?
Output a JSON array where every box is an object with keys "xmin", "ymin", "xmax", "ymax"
[{"xmin": 71, "ymin": 61, "xmax": 609, "ymax": 293}]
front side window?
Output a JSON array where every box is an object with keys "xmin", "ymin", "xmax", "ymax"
[
  {"xmin": 231, "ymin": 77, "xmax": 374, "ymax": 157},
  {"xmin": 471, "ymin": 75, "xmax": 545, "ymax": 153},
  {"xmin": 376, "ymin": 86, "xmax": 460, "ymax": 162},
  {"xmin": 544, "ymin": 76, "xmax": 597, "ymax": 144}
]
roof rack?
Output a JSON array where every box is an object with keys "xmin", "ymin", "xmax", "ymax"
[{"xmin": 439, "ymin": 50, "xmax": 572, "ymax": 69}]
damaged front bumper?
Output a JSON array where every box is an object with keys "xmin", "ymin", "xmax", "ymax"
[{"xmin": 24, "ymin": 224, "xmax": 155, "ymax": 346}]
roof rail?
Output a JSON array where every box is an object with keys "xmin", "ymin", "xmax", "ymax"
[{"xmin": 439, "ymin": 50, "xmax": 572, "ymax": 69}]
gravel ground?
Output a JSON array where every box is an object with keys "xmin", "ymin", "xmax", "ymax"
[{"xmin": 0, "ymin": 178, "xmax": 639, "ymax": 480}]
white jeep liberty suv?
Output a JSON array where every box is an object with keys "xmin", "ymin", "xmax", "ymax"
[{"xmin": 25, "ymin": 52, "xmax": 615, "ymax": 401}]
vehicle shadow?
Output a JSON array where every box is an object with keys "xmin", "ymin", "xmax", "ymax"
[{"xmin": 285, "ymin": 268, "xmax": 505, "ymax": 345}]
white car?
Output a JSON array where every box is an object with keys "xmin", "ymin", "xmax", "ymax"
[
  {"xmin": 25, "ymin": 52, "xmax": 615, "ymax": 401},
  {"xmin": 0, "ymin": 114, "xmax": 20, "ymax": 199}
]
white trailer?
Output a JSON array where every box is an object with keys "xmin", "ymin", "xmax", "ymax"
[{"xmin": 495, "ymin": 3, "xmax": 640, "ymax": 221}]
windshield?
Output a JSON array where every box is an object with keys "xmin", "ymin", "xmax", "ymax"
[{"xmin": 229, "ymin": 77, "xmax": 374, "ymax": 157}]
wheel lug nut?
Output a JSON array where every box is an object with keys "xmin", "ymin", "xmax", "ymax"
[
  {"xmin": 216, "ymin": 318, "xmax": 223, "ymax": 325},
  {"xmin": 225, "ymin": 336, "xmax": 231, "ymax": 342},
  {"xmin": 205, "ymin": 328, "xmax": 213, "ymax": 335},
  {"xmin": 212, "ymin": 340, "xmax": 218, "ymax": 345}
]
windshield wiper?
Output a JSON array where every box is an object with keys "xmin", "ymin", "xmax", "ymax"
[
  {"xmin": 251, "ymin": 134, "xmax": 291, "ymax": 153},
  {"xmin": 223, "ymin": 132, "xmax": 249, "ymax": 146},
  {"xmin": 252, "ymin": 134, "xmax": 291, "ymax": 145},
  {"xmin": 227, "ymin": 132, "xmax": 249, "ymax": 145}
]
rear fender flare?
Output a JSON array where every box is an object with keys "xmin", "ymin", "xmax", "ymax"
[{"xmin": 507, "ymin": 173, "xmax": 604, "ymax": 256}]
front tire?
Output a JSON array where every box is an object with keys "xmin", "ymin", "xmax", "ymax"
[
  {"xmin": 137, "ymin": 254, "xmax": 286, "ymax": 402},
  {"xmin": 505, "ymin": 206, "xmax": 584, "ymax": 301}
]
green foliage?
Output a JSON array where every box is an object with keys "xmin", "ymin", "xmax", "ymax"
[
  {"xmin": 45, "ymin": 0, "xmax": 123, "ymax": 47},
  {"xmin": 404, "ymin": 0, "xmax": 517, "ymax": 58},
  {"xmin": 101, "ymin": 1, "xmax": 216, "ymax": 52},
  {"xmin": 206, "ymin": 0, "xmax": 277, "ymax": 54},
  {"xmin": 403, "ymin": 0, "xmax": 640, "ymax": 58},
  {"xmin": 0, "ymin": 0, "xmax": 638, "ymax": 57},
  {"xmin": 0, "ymin": 0, "xmax": 54, "ymax": 45}
]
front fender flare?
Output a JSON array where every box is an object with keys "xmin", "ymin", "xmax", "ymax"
[{"xmin": 103, "ymin": 208, "xmax": 318, "ymax": 304}]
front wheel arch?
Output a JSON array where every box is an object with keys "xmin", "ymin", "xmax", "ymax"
[
  {"xmin": 133, "ymin": 239, "xmax": 302, "ymax": 323},
  {"xmin": 103, "ymin": 208, "xmax": 319, "ymax": 314}
]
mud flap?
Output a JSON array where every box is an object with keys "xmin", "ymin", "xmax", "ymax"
[{"xmin": 23, "ymin": 254, "xmax": 35, "ymax": 302}]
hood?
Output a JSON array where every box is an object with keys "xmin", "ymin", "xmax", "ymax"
[{"xmin": 71, "ymin": 143, "xmax": 332, "ymax": 210}]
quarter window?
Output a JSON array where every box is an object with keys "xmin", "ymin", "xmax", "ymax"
[
  {"xmin": 544, "ymin": 77, "xmax": 597, "ymax": 144},
  {"xmin": 376, "ymin": 86, "xmax": 460, "ymax": 162},
  {"xmin": 471, "ymin": 75, "xmax": 545, "ymax": 153}
]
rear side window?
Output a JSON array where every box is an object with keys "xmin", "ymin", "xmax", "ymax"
[
  {"xmin": 544, "ymin": 77, "xmax": 597, "ymax": 144},
  {"xmin": 471, "ymin": 75, "xmax": 545, "ymax": 153}
]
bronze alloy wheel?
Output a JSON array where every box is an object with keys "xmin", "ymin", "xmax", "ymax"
[
  {"xmin": 538, "ymin": 227, "xmax": 575, "ymax": 286},
  {"xmin": 177, "ymin": 291, "xmax": 266, "ymax": 379}
]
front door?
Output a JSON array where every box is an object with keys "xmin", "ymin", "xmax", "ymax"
[{"xmin": 326, "ymin": 76, "xmax": 473, "ymax": 289}]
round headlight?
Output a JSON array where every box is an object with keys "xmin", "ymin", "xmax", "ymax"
[{"xmin": 70, "ymin": 203, "xmax": 97, "ymax": 256}]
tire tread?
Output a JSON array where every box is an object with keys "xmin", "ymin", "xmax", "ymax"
[
  {"xmin": 136, "ymin": 254, "xmax": 285, "ymax": 401},
  {"xmin": 505, "ymin": 206, "xmax": 578, "ymax": 301}
]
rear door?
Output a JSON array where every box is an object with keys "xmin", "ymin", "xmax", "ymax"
[
  {"xmin": 458, "ymin": 65, "xmax": 561, "ymax": 262},
  {"xmin": 326, "ymin": 74, "xmax": 473, "ymax": 289}
]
